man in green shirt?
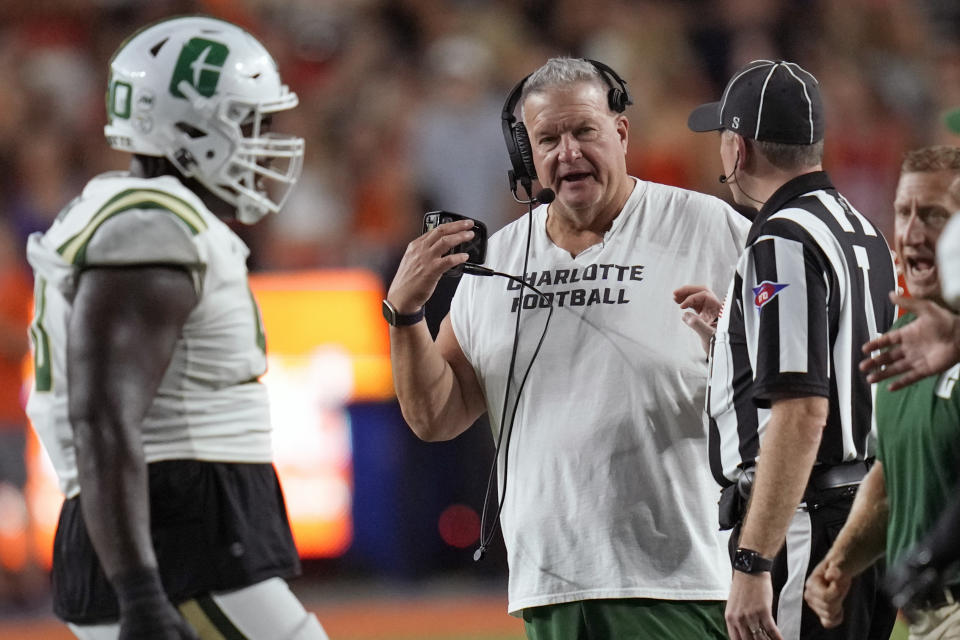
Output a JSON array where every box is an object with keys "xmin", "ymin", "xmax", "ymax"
[{"xmin": 803, "ymin": 145, "xmax": 960, "ymax": 639}]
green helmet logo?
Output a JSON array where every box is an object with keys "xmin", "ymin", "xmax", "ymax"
[{"xmin": 169, "ymin": 38, "xmax": 229, "ymax": 99}]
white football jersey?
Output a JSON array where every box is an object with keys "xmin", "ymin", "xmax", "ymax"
[{"xmin": 27, "ymin": 173, "xmax": 273, "ymax": 498}]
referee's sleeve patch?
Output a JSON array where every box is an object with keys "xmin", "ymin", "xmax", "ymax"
[{"xmin": 752, "ymin": 281, "xmax": 788, "ymax": 310}]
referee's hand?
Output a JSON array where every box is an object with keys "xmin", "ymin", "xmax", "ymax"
[{"xmin": 725, "ymin": 571, "xmax": 783, "ymax": 640}]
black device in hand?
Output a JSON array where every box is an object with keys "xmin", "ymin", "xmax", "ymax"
[
  {"xmin": 883, "ymin": 545, "xmax": 943, "ymax": 614},
  {"xmin": 422, "ymin": 211, "xmax": 487, "ymax": 277}
]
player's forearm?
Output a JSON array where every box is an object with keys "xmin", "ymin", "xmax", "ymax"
[
  {"xmin": 74, "ymin": 415, "xmax": 157, "ymax": 578},
  {"xmin": 820, "ymin": 464, "xmax": 888, "ymax": 576},
  {"xmin": 390, "ymin": 323, "xmax": 475, "ymax": 441},
  {"xmin": 739, "ymin": 396, "xmax": 827, "ymax": 557},
  {"xmin": 67, "ymin": 267, "xmax": 197, "ymax": 580}
]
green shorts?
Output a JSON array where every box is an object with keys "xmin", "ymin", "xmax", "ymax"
[{"xmin": 521, "ymin": 598, "xmax": 727, "ymax": 640}]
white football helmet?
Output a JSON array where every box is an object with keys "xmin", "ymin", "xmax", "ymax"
[{"xmin": 104, "ymin": 16, "xmax": 304, "ymax": 223}]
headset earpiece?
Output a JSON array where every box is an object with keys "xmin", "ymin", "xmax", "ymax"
[
  {"xmin": 501, "ymin": 74, "xmax": 535, "ymax": 197},
  {"xmin": 512, "ymin": 122, "xmax": 536, "ymax": 182},
  {"xmin": 608, "ymin": 88, "xmax": 628, "ymax": 113},
  {"xmin": 585, "ymin": 59, "xmax": 633, "ymax": 114}
]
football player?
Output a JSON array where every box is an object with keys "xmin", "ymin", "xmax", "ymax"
[{"xmin": 26, "ymin": 16, "xmax": 327, "ymax": 640}]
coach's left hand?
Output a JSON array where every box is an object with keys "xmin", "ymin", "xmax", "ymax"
[
  {"xmin": 725, "ymin": 571, "xmax": 784, "ymax": 640},
  {"xmin": 674, "ymin": 285, "xmax": 722, "ymax": 355},
  {"xmin": 804, "ymin": 557, "xmax": 851, "ymax": 628}
]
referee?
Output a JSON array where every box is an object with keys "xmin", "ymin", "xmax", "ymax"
[{"xmin": 683, "ymin": 60, "xmax": 898, "ymax": 640}]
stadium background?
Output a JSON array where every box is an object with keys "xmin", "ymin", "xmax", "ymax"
[{"xmin": 0, "ymin": 0, "xmax": 958, "ymax": 638}]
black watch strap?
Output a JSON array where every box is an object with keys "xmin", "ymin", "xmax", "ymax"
[
  {"xmin": 382, "ymin": 299, "xmax": 424, "ymax": 327},
  {"xmin": 733, "ymin": 547, "xmax": 774, "ymax": 574}
]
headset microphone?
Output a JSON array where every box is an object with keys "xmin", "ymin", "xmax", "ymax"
[
  {"xmin": 510, "ymin": 187, "xmax": 556, "ymax": 206},
  {"xmin": 718, "ymin": 152, "xmax": 740, "ymax": 184},
  {"xmin": 535, "ymin": 188, "xmax": 555, "ymax": 204},
  {"xmin": 716, "ymin": 150, "xmax": 766, "ymax": 206}
]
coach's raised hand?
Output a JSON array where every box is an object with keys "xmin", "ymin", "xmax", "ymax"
[{"xmin": 387, "ymin": 219, "xmax": 475, "ymax": 314}]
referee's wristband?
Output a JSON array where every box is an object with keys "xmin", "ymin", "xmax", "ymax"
[
  {"xmin": 733, "ymin": 547, "xmax": 774, "ymax": 574},
  {"xmin": 112, "ymin": 567, "xmax": 167, "ymax": 610}
]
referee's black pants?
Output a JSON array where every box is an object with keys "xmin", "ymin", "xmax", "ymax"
[{"xmin": 730, "ymin": 486, "xmax": 897, "ymax": 640}]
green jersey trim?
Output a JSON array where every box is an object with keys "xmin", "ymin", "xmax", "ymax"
[{"xmin": 57, "ymin": 189, "xmax": 208, "ymax": 265}]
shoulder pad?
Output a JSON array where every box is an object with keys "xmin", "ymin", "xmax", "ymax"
[{"xmin": 57, "ymin": 189, "xmax": 207, "ymax": 268}]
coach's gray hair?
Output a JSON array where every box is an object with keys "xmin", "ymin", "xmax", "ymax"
[
  {"xmin": 520, "ymin": 57, "xmax": 608, "ymax": 111},
  {"xmin": 752, "ymin": 139, "xmax": 824, "ymax": 171}
]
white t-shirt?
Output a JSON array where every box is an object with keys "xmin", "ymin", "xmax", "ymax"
[
  {"xmin": 26, "ymin": 173, "xmax": 273, "ymax": 499},
  {"xmin": 451, "ymin": 178, "xmax": 749, "ymax": 614}
]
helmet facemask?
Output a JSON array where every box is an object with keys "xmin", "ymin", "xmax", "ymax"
[{"xmin": 171, "ymin": 81, "xmax": 304, "ymax": 224}]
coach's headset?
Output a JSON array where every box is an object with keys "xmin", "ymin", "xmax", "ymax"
[{"xmin": 500, "ymin": 58, "xmax": 633, "ymax": 200}]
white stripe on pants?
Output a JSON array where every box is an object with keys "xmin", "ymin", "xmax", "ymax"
[{"xmin": 777, "ymin": 509, "xmax": 813, "ymax": 640}]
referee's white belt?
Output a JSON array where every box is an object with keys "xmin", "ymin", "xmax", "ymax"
[{"xmin": 804, "ymin": 460, "xmax": 869, "ymax": 496}]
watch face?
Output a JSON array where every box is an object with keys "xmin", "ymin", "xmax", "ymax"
[
  {"xmin": 381, "ymin": 299, "xmax": 423, "ymax": 326},
  {"xmin": 382, "ymin": 299, "xmax": 397, "ymax": 325},
  {"xmin": 734, "ymin": 548, "xmax": 771, "ymax": 573}
]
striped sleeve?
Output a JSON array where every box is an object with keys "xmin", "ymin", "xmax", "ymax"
[{"xmin": 744, "ymin": 217, "xmax": 832, "ymax": 404}]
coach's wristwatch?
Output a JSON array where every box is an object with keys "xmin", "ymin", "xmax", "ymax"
[
  {"xmin": 381, "ymin": 299, "xmax": 424, "ymax": 327},
  {"xmin": 733, "ymin": 548, "xmax": 774, "ymax": 574}
]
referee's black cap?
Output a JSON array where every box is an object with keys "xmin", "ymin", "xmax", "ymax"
[{"xmin": 688, "ymin": 60, "xmax": 824, "ymax": 145}]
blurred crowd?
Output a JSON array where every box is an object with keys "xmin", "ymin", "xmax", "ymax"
[
  {"xmin": 1, "ymin": 0, "xmax": 959, "ymax": 612},
  {"xmin": 0, "ymin": 0, "xmax": 959, "ymax": 276}
]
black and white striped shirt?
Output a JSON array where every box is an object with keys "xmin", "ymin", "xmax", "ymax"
[{"xmin": 708, "ymin": 171, "xmax": 897, "ymax": 486}]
